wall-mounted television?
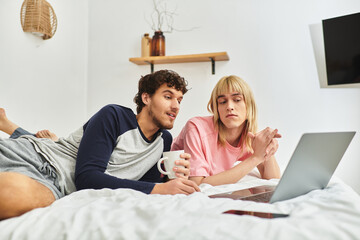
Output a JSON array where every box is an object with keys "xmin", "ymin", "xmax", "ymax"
[{"xmin": 322, "ymin": 12, "xmax": 360, "ymax": 86}]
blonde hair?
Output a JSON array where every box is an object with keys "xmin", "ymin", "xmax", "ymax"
[{"xmin": 207, "ymin": 75, "xmax": 257, "ymax": 150}]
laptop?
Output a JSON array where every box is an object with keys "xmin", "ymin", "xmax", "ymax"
[{"xmin": 209, "ymin": 132, "xmax": 355, "ymax": 203}]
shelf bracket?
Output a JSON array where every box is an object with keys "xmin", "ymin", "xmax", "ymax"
[
  {"xmin": 145, "ymin": 61, "xmax": 154, "ymax": 73},
  {"xmin": 210, "ymin": 57, "xmax": 215, "ymax": 75}
]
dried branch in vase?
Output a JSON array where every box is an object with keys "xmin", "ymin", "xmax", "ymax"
[{"xmin": 145, "ymin": 0, "xmax": 199, "ymax": 33}]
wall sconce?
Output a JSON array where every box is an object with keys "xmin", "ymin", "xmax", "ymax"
[{"xmin": 20, "ymin": 0, "xmax": 57, "ymax": 40}]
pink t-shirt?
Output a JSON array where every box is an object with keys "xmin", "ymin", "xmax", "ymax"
[{"xmin": 171, "ymin": 116, "xmax": 252, "ymax": 177}]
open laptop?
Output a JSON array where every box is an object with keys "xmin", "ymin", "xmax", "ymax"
[{"xmin": 209, "ymin": 132, "xmax": 355, "ymax": 203}]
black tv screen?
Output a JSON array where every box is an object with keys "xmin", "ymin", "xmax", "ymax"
[{"xmin": 322, "ymin": 12, "xmax": 360, "ymax": 85}]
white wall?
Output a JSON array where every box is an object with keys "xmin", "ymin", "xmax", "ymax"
[
  {"xmin": 87, "ymin": 0, "xmax": 360, "ymax": 193},
  {"xmin": 0, "ymin": 0, "xmax": 88, "ymax": 137},
  {"xmin": 1, "ymin": 0, "xmax": 359, "ymax": 194}
]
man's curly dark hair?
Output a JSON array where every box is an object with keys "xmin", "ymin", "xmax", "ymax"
[{"xmin": 134, "ymin": 70, "xmax": 189, "ymax": 114}]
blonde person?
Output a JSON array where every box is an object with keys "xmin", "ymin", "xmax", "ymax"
[{"xmin": 171, "ymin": 75, "xmax": 281, "ymax": 186}]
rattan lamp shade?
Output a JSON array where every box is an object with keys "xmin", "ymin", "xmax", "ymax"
[{"xmin": 20, "ymin": 0, "xmax": 57, "ymax": 40}]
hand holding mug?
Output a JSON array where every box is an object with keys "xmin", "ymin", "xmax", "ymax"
[{"xmin": 157, "ymin": 150, "xmax": 191, "ymax": 179}]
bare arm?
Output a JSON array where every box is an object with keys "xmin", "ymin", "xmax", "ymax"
[
  {"xmin": 190, "ymin": 155, "xmax": 264, "ymax": 186},
  {"xmin": 190, "ymin": 128, "xmax": 281, "ymax": 186},
  {"xmin": 257, "ymin": 155, "xmax": 281, "ymax": 179}
]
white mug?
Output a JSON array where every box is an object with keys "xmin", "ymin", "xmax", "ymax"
[{"xmin": 157, "ymin": 150, "xmax": 184, "ymax": 179}]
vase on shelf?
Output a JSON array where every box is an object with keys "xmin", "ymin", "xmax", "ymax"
[
  {"xmin": 141, "ymin": 33, "xmax": 151, "ymax": 57},
  {"xmin": 151, "ymin": 31, "xmax": 165, "ymax": 56}
]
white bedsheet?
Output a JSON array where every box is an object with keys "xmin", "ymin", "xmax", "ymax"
[{"xmin": 1, "ymin": 176, "xmax": 360, "ymax": 240}]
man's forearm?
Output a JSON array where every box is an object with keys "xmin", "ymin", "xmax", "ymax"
[{"xmin": 75, "ymin": 170, "xmax": 156, "ymax": 194}]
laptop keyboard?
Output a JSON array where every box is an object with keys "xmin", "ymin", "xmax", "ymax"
[{"xmin": 240, "ymin": 191, "xmax": 274, "ymax": 203}]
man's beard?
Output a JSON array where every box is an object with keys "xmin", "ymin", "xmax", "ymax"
[{"xmin": 148, "ymin": 107, "xmax": 174, "ymax": 130}]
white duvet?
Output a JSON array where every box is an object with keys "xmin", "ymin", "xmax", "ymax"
[{"xmin": 1, "ymin": 176, "xmax": 360, "ymax": 240}]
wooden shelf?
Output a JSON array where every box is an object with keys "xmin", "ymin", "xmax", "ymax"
[{"xmin": 129, "ymin": 52, "xmax": 229, "ymax": 74}]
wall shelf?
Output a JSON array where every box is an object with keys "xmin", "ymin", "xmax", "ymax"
[{"xmin": 129, "ymin": 52, "xmax": 229, "ymax": 74}]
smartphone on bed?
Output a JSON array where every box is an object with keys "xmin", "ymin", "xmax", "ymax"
[{"xmin": 223, "ymin": 210, "xmax": 289, "ymax": 219}]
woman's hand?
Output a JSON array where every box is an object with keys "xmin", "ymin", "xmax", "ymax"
[
  {"xmin": 248, "ymin": 128, "xmax": 281, "ymax": 161},
  {"xmin": 173, "ymin": 153, "xmax": 191, "ymax": 179}
]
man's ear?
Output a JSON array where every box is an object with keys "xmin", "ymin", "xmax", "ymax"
[{"xmin": 141, "ymin": 93, "xmax": 151, "ymax": 106}]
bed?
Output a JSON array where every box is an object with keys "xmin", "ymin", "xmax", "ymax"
[{"xmin": 1, "ymin": 173, "xmax": 360, "ymax": 240}]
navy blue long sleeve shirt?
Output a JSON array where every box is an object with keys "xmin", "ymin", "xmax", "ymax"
[{"xmin": 75, "ymin": 104, "xmax": 172, "ymax": 194}]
